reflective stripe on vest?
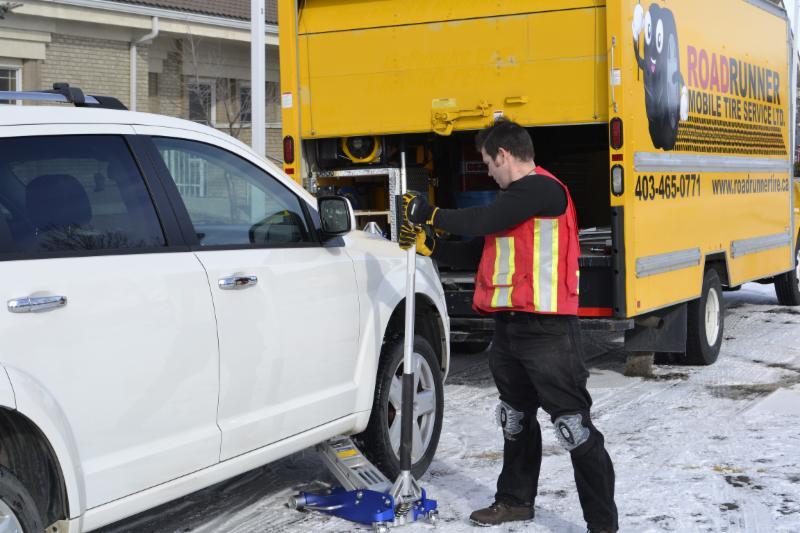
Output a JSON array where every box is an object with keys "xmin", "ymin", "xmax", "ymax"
[
  {"xmin": 533, "ymin": 219, "xmax": 559, "ymax": 313},
  {"xmin": 472, "ymin": 167, "xmax": 580, "ymax": 316},
  {"xmin": 491, "ymin": 236, "xmax": 515, "ymax": 308}
]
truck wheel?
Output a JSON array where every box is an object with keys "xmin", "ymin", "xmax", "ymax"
[
  {"xmin": 0, "ymin": 465, "xmax": 43, "ymax": 533},
  {"xmin": 356, "ymin": 335, "xmax": 444, "ymax": 480},
  {"xmin": 774, "ymin": 239, "xmax": 800, "ymax": 306},
  {"xmin": 685, "ymin": 269, "xmax": 723, "ymax": 365}
]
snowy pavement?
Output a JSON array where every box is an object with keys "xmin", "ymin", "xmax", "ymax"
[{"xmin": 100, "ymin": 284, "xmax": 800, "ymax": 533}]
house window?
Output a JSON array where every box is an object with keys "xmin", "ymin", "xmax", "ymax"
[
  {"xmin": 187, "ymin": 80, "xmax": 215, "ymax": 125},
  {"xmin": 0, "ymin": 67, "xmax": 21, "ymax": 105},
  {"xmin": 239, "ymin": 85, "xmax": 252, "ymax": 123},
  {"xmin": 148, "ymin": 72, "xmax": 159, "ymax": 97},
  {"xmin": 236, "ymin": 82, "xmax": 281, "ymax": 125},
  {"xmin": 267, "ymin": 81, "xmax": 281, "ymax": 125}
]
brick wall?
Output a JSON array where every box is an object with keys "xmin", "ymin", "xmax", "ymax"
[
  {"xmin": 266, "ymin": 128, "xmax": 282, "ymax": 161},
  {"xmin": 237, "ymin": 127, "xmax": 283, "ymax": 162},
  {"xmin": 41, "ymin": 34, "xmax": 148, "ymax": 110},
  {"xmin": 266, "ymin": 0, "xmax": 278, "ymax": 24},
  {"xmin": 38, "ymin": 34, "xmax": 282, "ymax": 163},
  {"xmin": 158, "ymin": 45, "xmax": 184, "ymax": 117}
]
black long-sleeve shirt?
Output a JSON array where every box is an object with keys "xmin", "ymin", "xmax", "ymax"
[{"xmin": 431, "ymin": 173, "xmax": 567, "ymax": 270}]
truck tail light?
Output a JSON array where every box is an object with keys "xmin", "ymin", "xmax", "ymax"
[
  {"xmin": 610, "ymin": 118, "xmax": 623, "ymax": 150},
  {"xmin": 283, "ymin": 136, "xmax": 295, "ymax": 164},
  {"xmin": 611, "ymin": 165, "xmax": 624, "ymax": 196}
]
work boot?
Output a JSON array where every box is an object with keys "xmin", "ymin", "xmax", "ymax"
[
  {"xmin": 587, "ymin": 528, "xmax": 618, "ymax": 533},
  {"xmin": 469, "ymin": 501, "xmax": 534, "ymax": 526}
]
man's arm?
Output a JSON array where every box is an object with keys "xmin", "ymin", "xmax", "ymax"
[{"xmin": 433, "ymin": 176, "xmax": 567, "ymax": 236}]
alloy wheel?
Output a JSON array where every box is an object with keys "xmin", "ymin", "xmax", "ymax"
[
  {"xmin": 0, "ymin": 500, "xmax": 23, "ymax": 533},
  {"xmin": 386, "ymin": 352, "xmax": 437, "ymax": 462}
]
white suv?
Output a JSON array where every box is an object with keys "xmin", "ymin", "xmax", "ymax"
[{"xmin": 0, "ymin": 91, "xmax": 449, "ymax": 532}]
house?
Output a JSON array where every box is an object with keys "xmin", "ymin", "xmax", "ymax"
[{"xmin": 0, "ymin": 0, "xmax": 282, "ymax": 160}]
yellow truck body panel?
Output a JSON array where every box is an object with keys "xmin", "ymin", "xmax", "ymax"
[
  {"xmin": 295, "ymin": 1, "xmax": 607, "ymax": 138},
  {"xmin": 280, "ymin": 0, "xmax": 796, "ymax": 319},
  {"xmin": 609, "ymin": 0, "xmax": 793, "ymax": 314}
]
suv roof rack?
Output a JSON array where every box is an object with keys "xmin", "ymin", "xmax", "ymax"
[{"xmin": 0, "ymin": 83, "xmax": 128, "ymax": 110}]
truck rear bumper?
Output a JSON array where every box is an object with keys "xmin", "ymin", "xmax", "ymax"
[{"xmin": 449, "ymin": 315, "xmax": 634, "ymax": 343}]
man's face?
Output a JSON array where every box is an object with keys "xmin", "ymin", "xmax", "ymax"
[{"xmin": 481, "ymin": 147, "xmax": 511, "ymax": 189}]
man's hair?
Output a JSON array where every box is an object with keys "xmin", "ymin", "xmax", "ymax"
[{"xmin": 475, "ymin": 119, "xmax": 535, "ymax": 162}]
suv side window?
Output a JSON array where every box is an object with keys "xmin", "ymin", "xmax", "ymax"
[
  {"xmin": 0, "ymin": 136, "xmax": 166, "ymax": 256},
  {"xmin": 152, "ymin": 137, "xmax": 312, "ymax": 246}
]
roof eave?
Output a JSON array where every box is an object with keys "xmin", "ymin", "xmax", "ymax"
[{"xmin": 45, "ymin": 0, "xmax": 278, "ymax": 33}]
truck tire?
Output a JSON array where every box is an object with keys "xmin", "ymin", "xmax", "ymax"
[
  {"xmin": 355, "ymin": 335, "xmax": 443, "ymax": 480},
  {"xmin": 775, "ymin": 238, "xmax": 800, "ymax": 306},
  {"xmin": 0, "ymin": 465, "xmax": 43, "ymax": 533},
  {"xmin": 685, "ymin": 269, "xmax": 724, "ymax": 365}
]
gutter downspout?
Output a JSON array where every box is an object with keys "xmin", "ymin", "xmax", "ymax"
[
  {"xmin": 251, "ymin": 0, "xmax": 266, "ymax": 157},
  {"xmin": 130, "ymin": 16, "xmax": 159, "ymax": 112}
]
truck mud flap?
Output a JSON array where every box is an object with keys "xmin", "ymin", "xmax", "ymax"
[{"xmin": 623, "ymin": 303, "xmax": 688, "ymax": 353}]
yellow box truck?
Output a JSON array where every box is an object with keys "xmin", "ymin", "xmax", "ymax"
[{"xmin": 279, "ymin": 0, "xmax": 800, "ymax": 365}]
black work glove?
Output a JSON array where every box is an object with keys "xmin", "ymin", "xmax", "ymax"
[
  {"xmin": 398, "ymin": 223, "xmax": 435, "ymax": 256},
  {"xmin": 403, "ymin": 193, "xmax": 438, "ymax": 226}
]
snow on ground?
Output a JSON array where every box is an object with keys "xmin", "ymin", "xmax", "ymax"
[{"xmin": 100, "ymin": 283, "xmax": 800, "ymax": 533}]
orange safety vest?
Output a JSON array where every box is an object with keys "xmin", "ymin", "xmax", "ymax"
[{"xmin": 473, "ymin": 167, "xmax": 580, "ymax": 316}]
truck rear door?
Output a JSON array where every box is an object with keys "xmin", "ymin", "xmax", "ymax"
[{"xmin": 295, "ymin": 0, "xmax": 608, "ymax": 139}]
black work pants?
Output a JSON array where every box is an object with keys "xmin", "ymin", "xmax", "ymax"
[{"xmin": 488, "ymin": 312, "xmax": 618, "ymax": 531}]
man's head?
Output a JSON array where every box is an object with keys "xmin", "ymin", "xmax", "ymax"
[{"xmin": 475, "ymin": 119, "xmax": 536, "ymax": 189}]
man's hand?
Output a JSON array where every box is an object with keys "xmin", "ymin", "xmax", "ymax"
[
  {"xmin": 403, "ymin": 193, "xmax": 438, "ymax": 226},
  {"xmin": 398, "ymin": 224, "xmax": 435, "ymax": 256}
]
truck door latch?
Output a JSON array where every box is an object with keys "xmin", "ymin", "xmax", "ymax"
[{"xmin": 431, "ymin": 100, "xmax": 491, "ymax": 136}]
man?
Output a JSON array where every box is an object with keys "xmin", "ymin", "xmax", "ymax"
[{"xmin": 400, "ymin": 119, "xmax": 618, "ymax": 533}]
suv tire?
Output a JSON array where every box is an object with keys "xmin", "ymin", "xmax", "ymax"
[
  {"xmin": 0, "ymin": 465, "xmax": 43, "ymax": 533},
  {"xmin": 356, "ymin": 335, "xmax": 443, "ymax": 480}
]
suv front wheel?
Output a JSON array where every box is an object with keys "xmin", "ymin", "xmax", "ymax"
[
  {"xmin": 0, "ymin": 465, "xmax": 42, "ymax": 533},
  {"xmin": 357, "ymin": 335, "xmax": 444, "ymax": 480}
]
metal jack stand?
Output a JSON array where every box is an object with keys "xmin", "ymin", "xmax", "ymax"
[{"xmin": 289, "ymin": 152, "xmax": 438, "ymax": 531}]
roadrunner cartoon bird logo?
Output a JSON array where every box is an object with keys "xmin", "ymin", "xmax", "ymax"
[{"xmin": 632, "ymin": 2, "xmax": 689, "ymax": 150}]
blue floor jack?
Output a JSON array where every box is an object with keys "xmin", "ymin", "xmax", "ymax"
[{"xmin": 288, "ymin": 153, "xmax": 438, "ymax": 532}]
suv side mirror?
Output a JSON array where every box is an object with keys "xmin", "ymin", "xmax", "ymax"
[{"xmin": 317, "ymin": 195, "xmax": 354, "ymax": 239}]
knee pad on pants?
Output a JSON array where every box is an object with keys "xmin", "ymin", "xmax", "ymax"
[
  {"xmin": 553, "ymin": 413, "xmax": 590, "ymax": 452},
  {"xmin": 495, "ymin": 401, "xmax": 525, "ymax": 441}
]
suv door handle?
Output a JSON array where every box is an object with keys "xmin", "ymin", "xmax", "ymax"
[
  {"xmin": 8, "ymin": 295, "xmax": 68, "ymax": 313},
  {"xmin": 218, "ymin": 275, "xmax": 258, "ymax": 291}
]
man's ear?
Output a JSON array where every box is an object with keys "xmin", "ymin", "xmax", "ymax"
[{"xmin": 496, "ymin": 147, "xmax": 511, "ymax": 165}]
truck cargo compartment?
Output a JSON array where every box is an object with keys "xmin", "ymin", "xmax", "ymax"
[{"xmin": 433, "ymin": 123, "xmax": 615, "ymax": 319}]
